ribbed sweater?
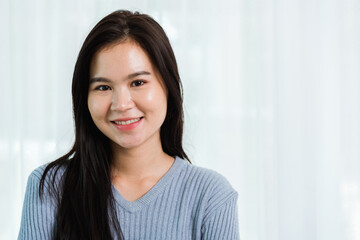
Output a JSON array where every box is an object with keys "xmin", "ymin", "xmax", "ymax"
[{"xmin": 18, "ymin": 156, "xmax": 239, "ymax": 239}]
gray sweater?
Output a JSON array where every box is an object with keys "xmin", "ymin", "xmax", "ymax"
[{"xmin": 18, "ymin": 156, "xmax": 240, "ymax": 239}]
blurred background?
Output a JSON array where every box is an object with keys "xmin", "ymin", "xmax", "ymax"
[{"xmin": 1, "ymin": 0, "xmax": 359, "ymax": 239}]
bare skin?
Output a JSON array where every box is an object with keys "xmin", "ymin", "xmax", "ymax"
[
  {"xmin": 88, "ymin": 40, "xmax": 175, "ymax": 202},
  {"xmin": 111, "ymin": 147, "xmax": 174, "ymax": 201},
  {"xmin": 110, "ymin": 138, "xmax": 174, "ymax": 202}
]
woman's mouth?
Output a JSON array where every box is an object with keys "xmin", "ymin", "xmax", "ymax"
[
  {"xmin": 111, "ymin": 117, "xmax": 143, "ymax": 131},
  {"xmin": 111, "ymin": 117, "xmax": 143, "ymax": 126}
]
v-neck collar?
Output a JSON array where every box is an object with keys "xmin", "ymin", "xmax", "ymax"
[{"xmin": 111, "ymin": 156, "xmax": 187, "ymax": 213}]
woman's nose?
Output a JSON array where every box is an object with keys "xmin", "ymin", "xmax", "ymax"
[{"xmin": 111, "ymin": 88, "xmax": 135, "ymax": 111}]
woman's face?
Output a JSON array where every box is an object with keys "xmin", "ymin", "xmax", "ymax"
[{"xmin": 88, "ymin": 40, "xmax": 167, "ymax": 151}]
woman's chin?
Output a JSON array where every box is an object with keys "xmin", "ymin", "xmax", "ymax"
[{"xmin": 111, "ymin": 138, "xmax": 143, "ymax": 150}]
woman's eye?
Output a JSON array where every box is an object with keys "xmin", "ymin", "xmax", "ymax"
[
  {"xmin": 131, "ymin": 80, "xmax": 145, "ymax": 87},
  {"xmin": 95, "ymin": 85, "xmax": 111, "ymax": 91}
]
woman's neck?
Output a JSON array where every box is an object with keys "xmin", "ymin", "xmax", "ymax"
[{"xmin": 110, "ymin": 140, "xmax": 174, "ymax": 181}]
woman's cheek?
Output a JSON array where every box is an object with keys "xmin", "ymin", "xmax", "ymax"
[
  {"xmin": 88, "ymin": 96, "xmax": 106, "ymax": 119},
  {"xmin": 144, "ymin": 87, "xmax": 167, "ymax": 104}
]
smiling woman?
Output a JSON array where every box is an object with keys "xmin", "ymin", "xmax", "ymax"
[
  {"xmin": 88, "ymin": 41, "xmax": 168, "ymax": 151},
  {"xmin": 17, "ymin": 10, "xmax": 239, "ymax": 240}
]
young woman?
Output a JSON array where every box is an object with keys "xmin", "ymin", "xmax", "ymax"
[{"xmin": 18, "ymin": 10, "xmax": 239, "ymax": 240}]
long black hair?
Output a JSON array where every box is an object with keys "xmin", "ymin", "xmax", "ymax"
[{"xmin": 39, "ymin": 10, "xmax": 189, "ymax": 239}]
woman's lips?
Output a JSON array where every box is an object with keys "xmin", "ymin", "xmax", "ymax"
[
  {"xmin": 111, "ymin": 117, "xmax": 143, "ymax": 131},
  {"xmin": 112, "ymin": 117, "xmax": 142, "ymax": 125}
]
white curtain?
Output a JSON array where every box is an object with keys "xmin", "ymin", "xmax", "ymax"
[{"xmin": 1, "ymin": 0, "xmax": 359, "ymax": 239}]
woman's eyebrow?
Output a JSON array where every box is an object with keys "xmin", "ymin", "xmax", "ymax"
[
  {"xmin": 89, "ymin": 71, "xmax": 151, "ymax": 84},
  {"xmin": 89, "ymin": 77, "xmax": 111, "ymax": 84},
  {"xmin": 127, "ymin": 71, "xmax": 151, "ymax": 79}
]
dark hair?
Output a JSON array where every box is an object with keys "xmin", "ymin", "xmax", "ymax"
[{"xmin": 40, "ymin": 10, "xmax": 189, "ymax": 239}]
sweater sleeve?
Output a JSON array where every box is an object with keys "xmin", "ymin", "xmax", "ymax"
[
  {"xmin": 18, "ymin": 168, "xmax": 57, "ymax": 240},
  {"xmin": 201, "ymin": 193, "xmax": 240, "ymax": 240}
]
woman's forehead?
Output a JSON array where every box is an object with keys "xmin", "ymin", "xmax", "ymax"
[{"xmin": 90, "ymin": 40, "xmax": 154, "ymax": 78}]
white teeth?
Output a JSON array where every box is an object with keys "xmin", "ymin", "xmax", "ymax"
[{"xmin": 114, "ymin": 117, "xmax": 141, "ymax": 125}]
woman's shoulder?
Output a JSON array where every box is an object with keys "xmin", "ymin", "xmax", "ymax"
[
  {"xmin": 19, "ymin": 163, "xmax": 66, "ymax": 239},
  {"xmin": 26, "ymin": 162, "xmax": 68, "ymax": 192},
  {"xmin": 176, "ymin": 157, "xmax": 238, "ymax": 221},
  {"xmin": 178, "ymin": 157, "xmax": 238, "ymax": 201},
  {"xmin": 181, "ymin": 158, "xmax": 235, "ymax": 188}
]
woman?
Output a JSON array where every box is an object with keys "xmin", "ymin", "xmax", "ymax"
[{"xmin": 18, "ymin": 10, "xmax": 239, "ymax": 240}]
